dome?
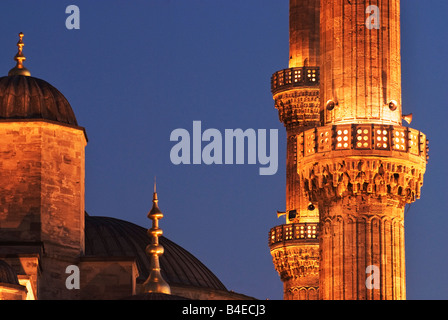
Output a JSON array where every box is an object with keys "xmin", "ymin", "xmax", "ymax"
[
  {"xmin": 84, "ymin": 215, "xmax": 227, "ymax": 291},
  {"xmin": 0, "ymin": 75, "xmax": 78, "ymax": 126},
  {"xmin": 0, "ymin": 260, "xmax": 20, "ymax": 285}
]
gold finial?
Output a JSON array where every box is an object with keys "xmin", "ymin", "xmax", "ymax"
[
  {"xmin": 153, "ymin": 176, "xmax": 158, "ymax": 201},
  {"xmin": 143, "ymin": 180, "xmax": 171, "ymax": 295},
  {"xmin": 8, "ymin": 32, "xmax": 31, "ymax": 76}
]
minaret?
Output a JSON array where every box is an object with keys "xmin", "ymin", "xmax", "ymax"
[
  {"xmin": 268, "ymin": 0, "xmax": 321, "ymax": 300},
  {"xmin": 143, "ymin": 180, "xmax": 171, "ymax": 295},
  {"xmin": 296, "ymin": 0, "xmax": 428, "ymax": 299}
]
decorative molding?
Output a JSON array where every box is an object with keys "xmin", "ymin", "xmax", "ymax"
[
  {"xmin": 300, "ymin": 158, "xmax": 426, "ymax": 206},
  {"xmin": 284, "ymin": 286, "xmax": 319, "ymax": 300},
  {"xmin": 274, "ymin": 89, "xmax": 320, "ymax": 126},
  {"xmin": 270, "ymin": 244, "xmax": 319, "ymax": 281}
]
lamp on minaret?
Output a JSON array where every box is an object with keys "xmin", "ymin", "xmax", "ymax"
[
  {"xmin": 8, "ymin": 32, "xmax": 31, "ymax": 76},
  {"xmin": 143, "ymin": 180, "xmax": 171, "ymax": 295}
]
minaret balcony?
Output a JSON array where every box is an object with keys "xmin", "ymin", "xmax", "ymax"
[
  {"xmin": 296, "ymin": 124, "xmax": 428, "ymax": 163},
  {"xmin": 296, "ymin": 124, "xmax": 428, "ymax": 205},
  {"xmin": 271, "ymin": 67, "xmax": 320, "ymax": 95},
  {"xmin": 269, "ymin": 223, "xmax": 319, "ymax": 249}
]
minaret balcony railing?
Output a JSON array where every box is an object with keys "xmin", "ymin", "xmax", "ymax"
[
  {"xmin": 297, "ymin": 124, "xmax": 429, "ymax": 162},
  {"xmin": 271, "ymin": 67, "xmax": 319, "ymax": 95},
  {"xmin": 269, "ymin": 223, "xmax": 319, "ymax": 247}
]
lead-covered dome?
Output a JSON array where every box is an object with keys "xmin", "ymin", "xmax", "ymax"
[
  {"xmin": 0, "ymin": 75, "xmax": 78, "ymax": 126},
  {"xmin": 0, "ymin": 32, "xmax": 78, "ymax": 126},
  {"xmin": 84, "ymin": 215, "xmax": 227, "ymax": 291}
]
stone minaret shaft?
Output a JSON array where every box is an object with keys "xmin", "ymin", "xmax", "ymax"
[
  {"xmin": 269, "ymin": 0, "xmax": 321, "ymax": 300},
  {"xmin": 321, "ymin": 0, "xmax": 402, "ymax": 126},
  {"xmin": 295, "ymin": 0, "xmax": 428, "ymax": 300},
  {"xmin": 284, "ymin": 0, "xmax": 321, "ymax": 216}
]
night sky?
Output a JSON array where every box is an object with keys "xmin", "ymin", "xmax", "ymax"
[{"xmin": 0, "ymin": 0, "xmax": 446, "ymax": 300}]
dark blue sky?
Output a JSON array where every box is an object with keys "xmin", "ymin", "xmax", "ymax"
[{"xmin": 0, "ymin": 0, "xmax": 446, "ymax": 300}]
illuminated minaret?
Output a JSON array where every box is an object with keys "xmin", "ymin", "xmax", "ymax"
[
  {"xmin": 296, "ymin": 0, "xmax": 428, "ymax": 299},
  {"xmin": 268, "ymin": 0, "xmax": 321, "ymax": 300}
]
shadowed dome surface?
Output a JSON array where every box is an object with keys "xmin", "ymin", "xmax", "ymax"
[
  {"xmin": 0, "ymin": 75, "xmax": 78, "ymax": 126},
  {"xmin": 0, "ymin": 260, "xmax": 19, "ymax": 285},
  {"xmin": 84, "ymin": 215, "xmax": 227, "ymax": 291}
]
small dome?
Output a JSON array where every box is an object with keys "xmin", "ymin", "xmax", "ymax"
[
  {"xmin": 84, "ymin": 215, "xmax": 227, "ymax": 291},
  {"xmin": 0, "ymin": 260, "xmax": 19, "ymax": 285},
  {"xmin": 0, "ymin": 75, "xmax": 78, "ymax": 126}
]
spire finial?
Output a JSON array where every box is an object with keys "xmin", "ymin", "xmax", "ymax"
[
  {"xmin": 143, "ymin": 181, "xmax": 171, "ymax": 295},
  {"xmin": 154, "ymin": 176, "xmax": 157, "ymax": 193},
  {"xmin": 153, "ymin": 176, "xmax": 158, "ymax": 201},
  {"xmin": 8, "ymin": 32, "xmax": 31, "ymax": 76}
]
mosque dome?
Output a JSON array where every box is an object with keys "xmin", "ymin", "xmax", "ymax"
[
  {"xmin": 0, "ymin": 75, "xmax": 78, "ymax": 126},
  {"xmin": 0, "ymin": 32, "xmax": 78, "ymax": 126},
  {"xmin": 0, "ymin": 260, "xmax": 20, "ymax": 285},
  {"xmin": 84, "ymin": 215, "xmax": 228, "ymax": 291}
]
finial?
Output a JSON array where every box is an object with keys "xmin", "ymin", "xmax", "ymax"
[
  {"xmin": 143, "ymin": 182, "xmax": 171, "ymax": 295},
  {"xmin": 153, "ymin": 176, "xmax": 158, "ymax": 202},
  {"xmin": 8, "ymin": 32, "xmax": 31, "ymax": 76}
]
